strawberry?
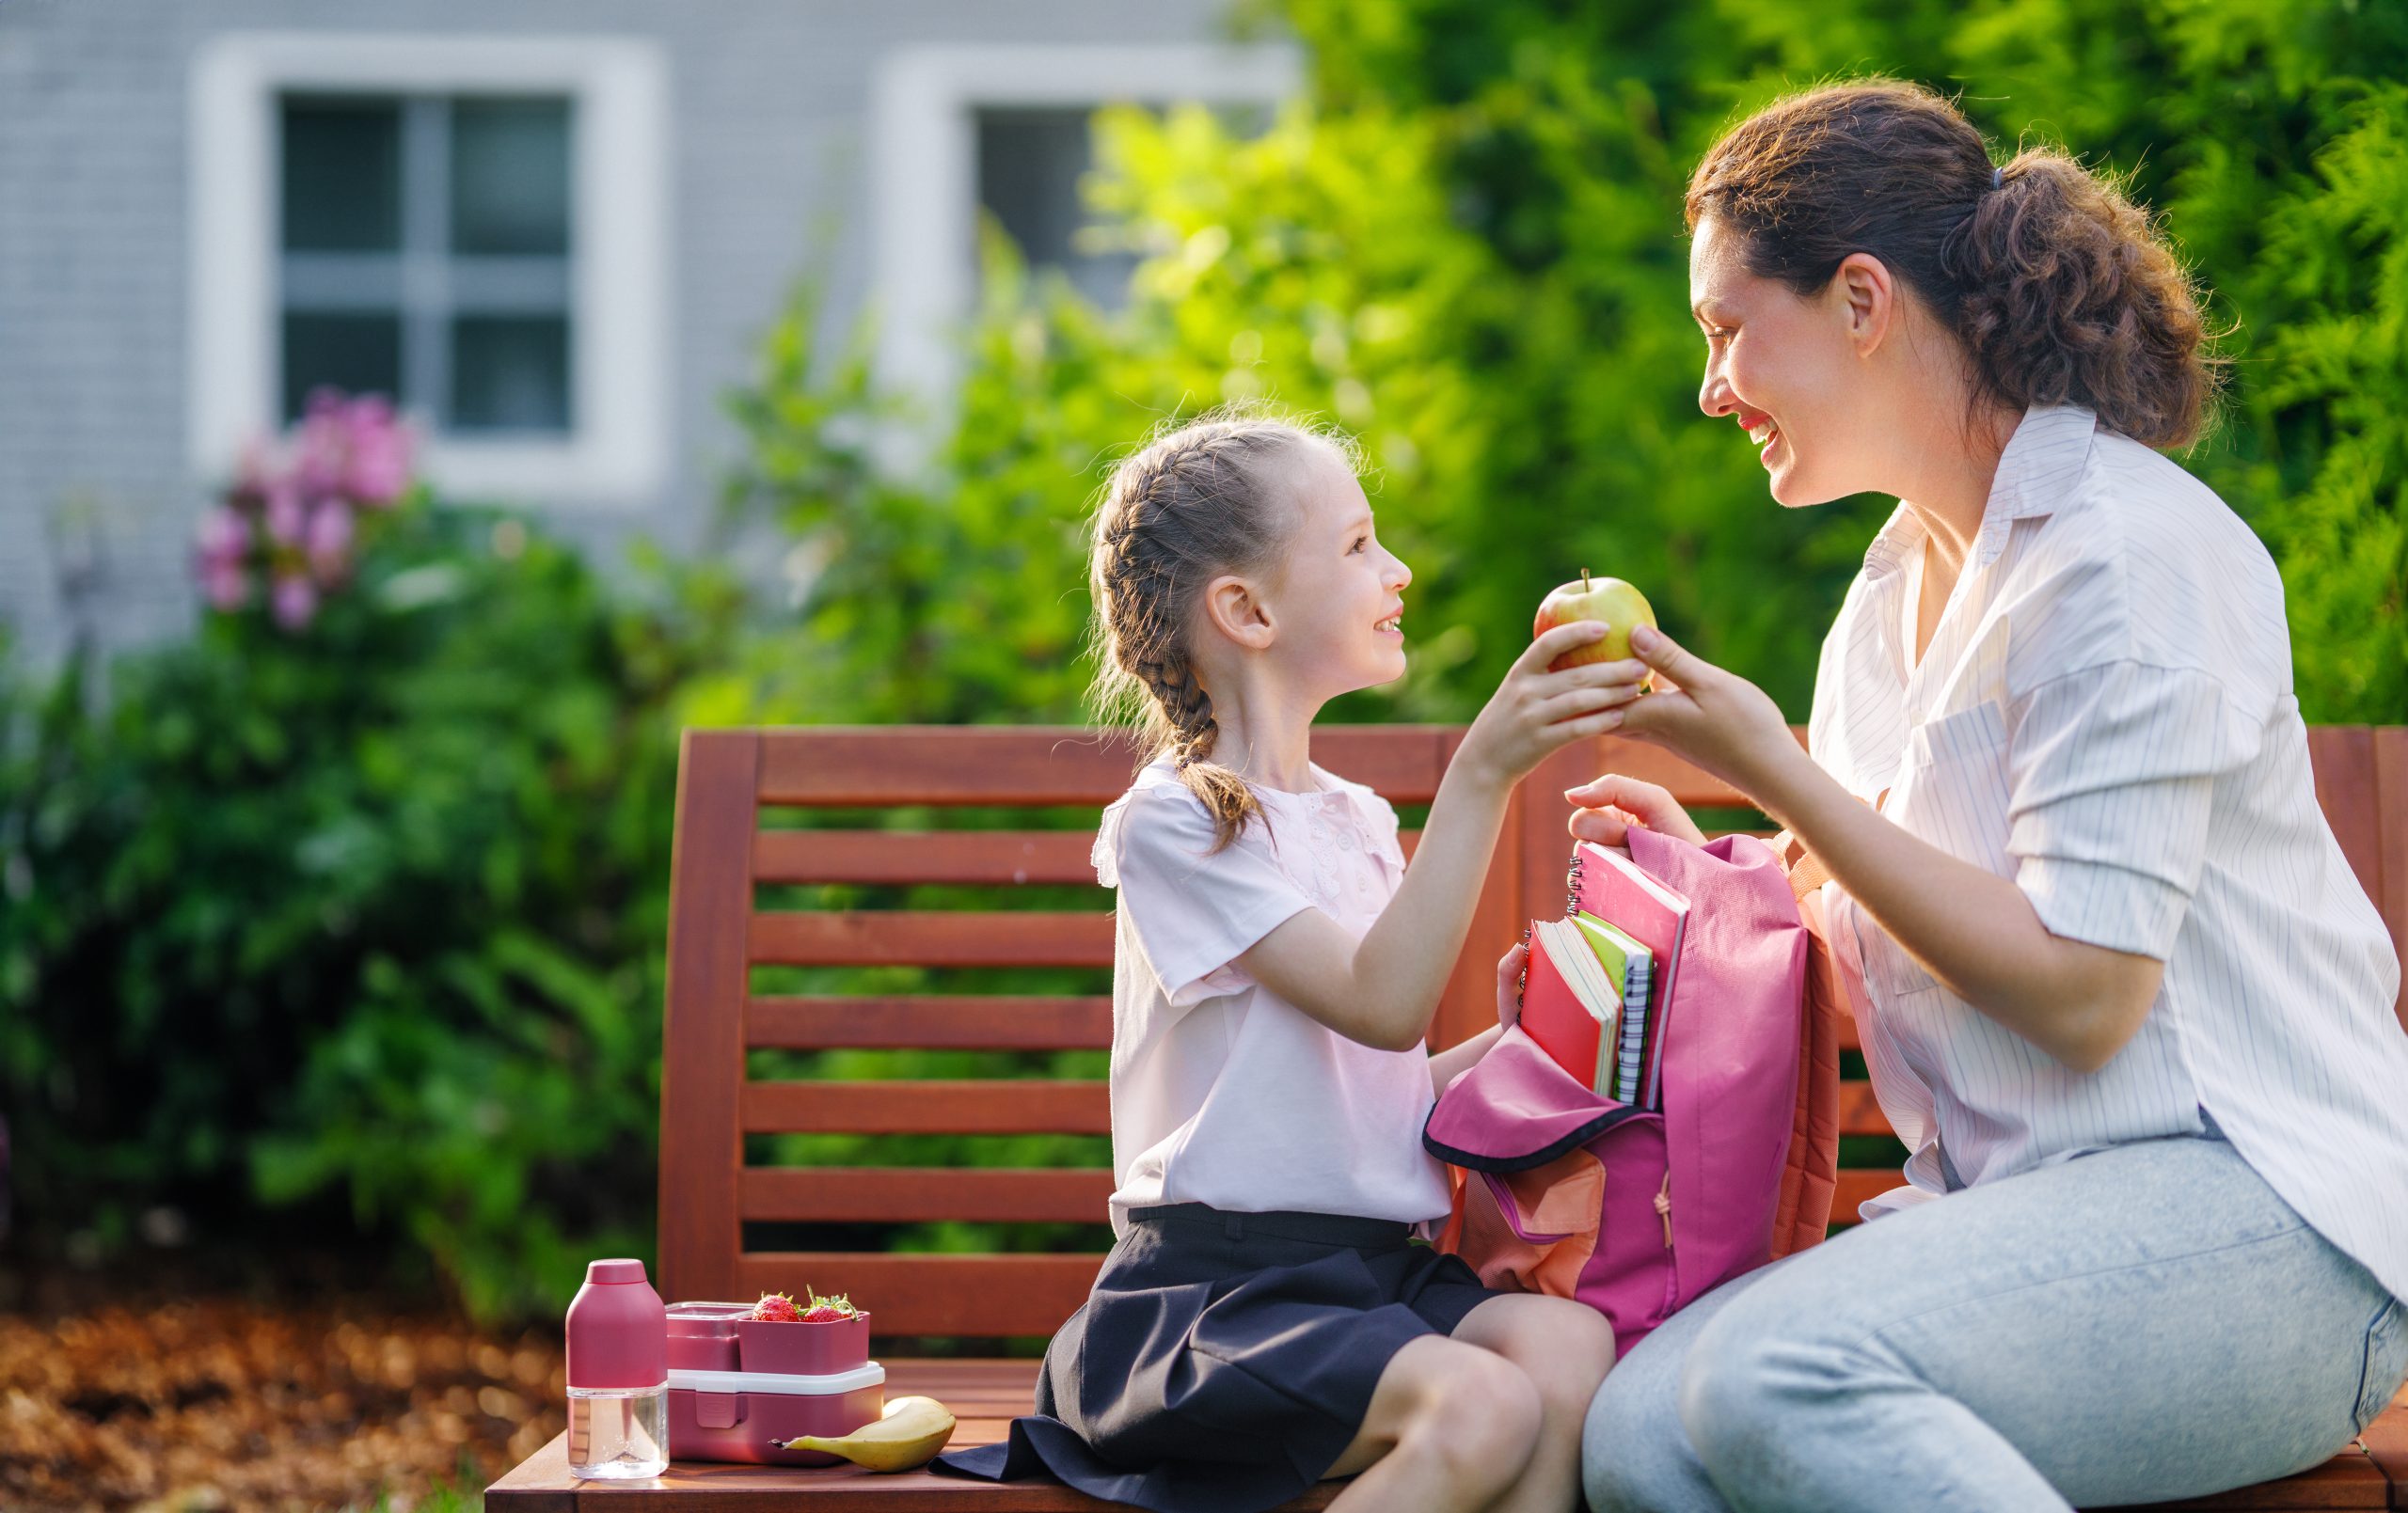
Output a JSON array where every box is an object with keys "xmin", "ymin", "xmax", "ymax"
[
  {"xmin": 800, "ymin": 1303, "xmax": 848, "ymax": 1323},
  {"xmin": 752, "ymin": 1291, "xmax": 800, "ymax": 1323}
]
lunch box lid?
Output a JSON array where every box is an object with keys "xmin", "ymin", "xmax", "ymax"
[{"xmin": 667, "ymin": 1363, "xmax": 885, "ymax": 1396}]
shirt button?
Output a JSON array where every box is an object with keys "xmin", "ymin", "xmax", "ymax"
[{"xmin": 1340, "ymin": 832, "xmax": 1356, "ymax": 851}]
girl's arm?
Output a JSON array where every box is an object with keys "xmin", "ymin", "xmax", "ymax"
[
  {"xmin": 1424, "ymin": 941, "xmax": 1523, "ymax": 1095},
  {"xmin": 1238, "ymin": 625, "xmax": 1648, "ymax": 1052}
]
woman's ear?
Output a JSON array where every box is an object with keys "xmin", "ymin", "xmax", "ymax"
[
  {"xmin": 1201, "ymin": 573, "xmax": 1276, "ymax": 651},
  {"xmin": 1833, "ymin": 251, "xmax": 1895, "ymax": 356}
]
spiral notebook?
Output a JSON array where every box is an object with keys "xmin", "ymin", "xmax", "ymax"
[{"xmin": 1569, "ymin": 842, "xmax": 1690, "ymax": 1110}]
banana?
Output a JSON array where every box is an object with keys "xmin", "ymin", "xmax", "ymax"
[{"xmin": 777, "ymin": 1395, "xmax": 958, "ymax": 1473}]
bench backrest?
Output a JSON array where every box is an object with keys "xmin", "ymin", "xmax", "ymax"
[{"xmin": 658, "ymin": 724, "xmax": 2408, "ymax": 1340}]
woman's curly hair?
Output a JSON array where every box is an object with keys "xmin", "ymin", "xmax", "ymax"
[{"xmin": 1686, "ymin": 78, "xmax": 2222, "ymax": 449}]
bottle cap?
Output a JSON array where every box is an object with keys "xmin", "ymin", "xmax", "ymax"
[{"xmin": 565, "ymin": 1257, "xmax": 667, "ymax": 1390}]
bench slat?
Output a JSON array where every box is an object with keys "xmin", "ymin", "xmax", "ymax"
[
  {"xmin": 742, "ymin": 1167, "xmax": 1114, "ymax": 1224},
  {"xmin": 743, "ymin": 1080, "xmax": 1110, "ymax": 1135},
  {"xmin": 736, "ymin": 1253, "xmax": 1103, "ymax": 1338},
  {"xmin": 2376, "ymin": 726, "xmax": 2408, "ymax": 1032},
  {"xmin": 749, "ymin": 996, "xmax": 1112, "ymax": 1050},
  {"xmin": 755, "ymin": 830, "xmax": 1101, "ymax": 887},
  {"xmin": 2309, "ymin": 726, "xmax": 2384, "ymax": 914},
  {"xmin": 749, "ymin": 912, "xmax": 1115, "ymax": 968}
]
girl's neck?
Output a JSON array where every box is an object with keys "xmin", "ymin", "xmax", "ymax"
[{"xmin": 1195, "ymin": 689, "xmax": 1322, "ymax": 794}]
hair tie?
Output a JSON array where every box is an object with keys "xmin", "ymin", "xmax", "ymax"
[{"xmin": 1991, "ymin": 165, "xmax": 2004, "ymax": 192}]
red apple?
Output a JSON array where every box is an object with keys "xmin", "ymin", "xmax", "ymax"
[{"xmin": 1534, "ymin": 571, "xmax": 1657, "ymax": 685}]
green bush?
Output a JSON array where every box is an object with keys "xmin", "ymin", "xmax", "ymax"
[
  {"xmin": 726, "ymin": 0, "xmax": 2404, "ymax": 729},
  {"xmin": 0, "ymin": 499, "xmax": 740, "ymax": 1318}
]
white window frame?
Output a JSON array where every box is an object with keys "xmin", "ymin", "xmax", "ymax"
[
  {"xmin": 189, "ymin": 32, "xmax": 671, "ymax": 506},
  {"xmin": 868, "ymin": 43, "xmax": 1302, "ymax": 404}
]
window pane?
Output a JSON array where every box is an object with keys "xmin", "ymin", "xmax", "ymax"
[
  {"xmin": 282, "ymin": 311, "xmax": 402, "ymax": 421},
  {"xmin": 451, "ymin": 315, "xmax": 569, "ymax": 432},
  {"xmin": 281, "ymin": 98, "xmax": 403, "ymax": 252},
  {"xmin": 975, "ymin": 107, "xmax": 1137, "ymax": 309},
  {"xmin": 452, "ymin": 98, "xmax": 572, "ymax": 256}
]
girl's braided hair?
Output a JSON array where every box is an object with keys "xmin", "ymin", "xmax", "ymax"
[{"xmin": 1086, "ymin": 408, "xmax": 1358, "ymax": 852}]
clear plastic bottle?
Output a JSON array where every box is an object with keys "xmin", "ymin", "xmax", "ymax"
[
  {"xmin": 566, "ymin": 1382, "xmax": 668, "ymax": 1478},
  {"xmin": 564, "ymin": 1258, "xmax": 670, "ymax": 1479}
]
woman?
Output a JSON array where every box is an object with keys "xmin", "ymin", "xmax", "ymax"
[{"xmin": 1570, "ymin": 80, "xmax": 2408, "ymax": 1512}]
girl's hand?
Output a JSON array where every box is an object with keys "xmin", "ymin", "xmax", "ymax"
[
  {"xmin": 1457, "ymin": 623, "xmax": 1651, "ymax": 790},
  {"xmin": 1562, "ymin": 773, "xmax": 1708, "ymax": 852},
  {"xmin": 1612, "ymin": 625, "xmax": 1799, "ymax": 796},
  {"xmin": 1496, "ymin": 939, "xmax": 1527, "ymax": 1030}
]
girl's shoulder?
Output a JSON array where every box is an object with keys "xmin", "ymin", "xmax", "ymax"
[{"xmin": 1093, "ymin": 760, "xmax": 1214, "ymax": 889}]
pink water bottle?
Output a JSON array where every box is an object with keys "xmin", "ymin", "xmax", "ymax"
[{"xmin": 565, "ymin": 1258, "xmax": 669, "ymax": 1478}]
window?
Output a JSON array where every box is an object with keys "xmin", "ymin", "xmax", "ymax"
[
  {"xmin": 870, "ymin": 43, "xmax": 1302, "ymax": 403},
  {"xmin": 192, "ymin": 35, "xmax": 668, "ymax": 504},
  {"xmin": 974, "ymin": 107, "xmax": 1138, "ymax": 310},
  {"xmin": 278, "ymin": 94, "xmax": 574, "ymax": 432}
]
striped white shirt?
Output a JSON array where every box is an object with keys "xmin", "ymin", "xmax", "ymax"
[{"xmin": 1811, "ymin": 403, "xmax": 2408, "ymax": 1300}]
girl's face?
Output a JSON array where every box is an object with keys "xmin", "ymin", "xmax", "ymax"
[
  {"xmin": 1689, "ymin": 214, "xmax": 1874, "ymax": 507},
  {"xmin": 1263, "ymin": 445, "xmax": 1412, "ymax": 698}
]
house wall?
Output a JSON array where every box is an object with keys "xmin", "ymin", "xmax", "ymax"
[{"xmin": 0, "ymin": 0, "xmax": 1247, "ymax": 670}]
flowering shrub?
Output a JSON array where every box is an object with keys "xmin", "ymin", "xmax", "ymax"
[{"xmin": 195, "ymin": 389, "xmax": 416, "ymax": 631}]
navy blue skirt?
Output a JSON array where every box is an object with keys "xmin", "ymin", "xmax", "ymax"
[{"xmin": 933, "ymin": 1203, "xmax": 1498, "ymax": 1513}]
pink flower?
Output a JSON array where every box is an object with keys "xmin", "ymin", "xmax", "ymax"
[
  {"xmin": 342, "ymin": 399, "xmax": 413, "ymax": 506},
  {"xmin": 201, "ymin": 560, "xmax": 252, "ymax": 612},
  {"xmin": 195, "ymin": 504, "xmax": 251, "ymax": 565},
  {"xmin": 263, "ymin": 481, "xmax": 307, "ymax": 547},
  {"xmin": 293, "ymin": 390, "xmax": 352, "ymax": 497},
  {"xmin": 270, "ymin": 572, "xmax": 318, "ymax": 631},
  {"xmin": 306, "ymin": 498, "xmax": 355, "ymax": 582}
]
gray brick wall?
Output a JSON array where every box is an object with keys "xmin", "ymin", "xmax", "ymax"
[{"xmin": 0, "ymin": 0, "xmax": 1242, "ymax": 672}]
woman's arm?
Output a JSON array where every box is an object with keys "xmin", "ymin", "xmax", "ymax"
[
  {"xmin": 1750, "ymin": 740, "xmax": 2162, "ymax": 1072},
  {"xmin": 1612, "ymin": 626, "xmax": 2163, "ymax": 1074}
]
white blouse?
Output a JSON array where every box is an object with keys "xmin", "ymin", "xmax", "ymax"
[
  {"xmin": 1812, "ymin": 403, "xmax": 2408, "ymax": 1300},
  {"xmin": 1092, "ymin": 758, "xmax": 1454, "ymax": 1237}
]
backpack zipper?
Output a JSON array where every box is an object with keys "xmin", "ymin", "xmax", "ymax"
[{"xmin": 1655, "ymin": 1170, "xmax": 1679, "ymax": 1315}]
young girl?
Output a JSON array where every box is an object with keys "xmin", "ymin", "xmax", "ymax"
[{"xmin": 938, "ymin": 412, "xmax": 1644, "ymax": 1513}]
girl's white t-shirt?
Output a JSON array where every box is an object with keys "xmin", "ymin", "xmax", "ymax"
[{"xmin": 1093, "ymin": 756, "xmax": 1454, "ymax": 1237}]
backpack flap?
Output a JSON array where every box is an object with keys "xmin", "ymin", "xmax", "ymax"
[{"xmin": 1424, "ymin": 1026, "xmax": 1648, "ymax": 1174}]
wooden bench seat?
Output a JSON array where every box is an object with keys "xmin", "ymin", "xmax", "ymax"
[{"xmin": 490, "ymin": 724, "xmax": 2408, "ymax": 1511}]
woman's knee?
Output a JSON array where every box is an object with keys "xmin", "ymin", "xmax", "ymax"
[
  {"xmin": 1675, "ymin": 1304, "xmax": 1812, "ymax": 1469},
  {"xmin": 1584, "ymin": 1333, "xmax": 1702, "ymax": 1513}
]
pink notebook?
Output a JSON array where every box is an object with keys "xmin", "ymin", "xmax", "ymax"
[{"xmin": 1570, "ymin": 842, "xmax": 1689, "ymax": 1109}]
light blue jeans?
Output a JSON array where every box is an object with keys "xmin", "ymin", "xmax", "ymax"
[{"xmin": 1582, "ymin": 1129, "xmax": 2408, "ymax": 1511}]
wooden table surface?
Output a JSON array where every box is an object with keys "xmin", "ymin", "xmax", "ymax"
[{"xmin": 489, "ymin": 1361, "xmax": 2405, "ymax": 1512}]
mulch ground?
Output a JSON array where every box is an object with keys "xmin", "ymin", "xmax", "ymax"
[{"xmin": 0, "ymin": 1295, "xmax": 565, "ymax": 1512}]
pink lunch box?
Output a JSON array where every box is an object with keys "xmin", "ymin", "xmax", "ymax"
[
  {"xmin": 666, "ymin": 1363, "xmax": 887, "ymax": 1466},
  {"xmin": 663, "ymin": 1300, "xmax": 885, "ymax": 1466}
]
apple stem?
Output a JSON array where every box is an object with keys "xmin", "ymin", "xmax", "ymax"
[{"xmin": 1581, "ymin": 569, "xmax": 1591, "ymax": 591}]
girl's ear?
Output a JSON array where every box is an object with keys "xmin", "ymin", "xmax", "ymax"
[
  {"xmin": 1201, "ymin": 573, "xmax": 1276, "ymax": 650},
  {"xmin": 1833, "ymin": 250, "xmax": 1894, "ymax": 356}
]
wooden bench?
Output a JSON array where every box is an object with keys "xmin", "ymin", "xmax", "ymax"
[{"xmin": 491, "ymin": 724, "xmax": 2408, "ymax": 1511}]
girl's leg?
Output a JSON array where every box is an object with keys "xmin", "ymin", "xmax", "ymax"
[
  {"xmin": 1445, "ymin": 1293, "xmax": 1619, "ymax": 1513},
  {"xmin": 1322, "ymin": 1333, "xmax": 1542, "ymax": 1513},
  {"xmin": 1672, "ymin": 1134, "xmax": 2401, "ymax": 1512}
]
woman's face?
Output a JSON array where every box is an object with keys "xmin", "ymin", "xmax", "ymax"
[{"xmin": 1688, "ymin": 214, "xmax": 1873, "ymax": 507}]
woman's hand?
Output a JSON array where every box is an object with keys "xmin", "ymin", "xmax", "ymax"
[
  {"xmin": 1612, "ymin": 625, "xmax": 1801, "ymax": 796},
  {"xmin": 1562, "ymin": 773, "xmax": 1708, "ymax": 852},
  {"xmin": 1496, "ymin": 939, "xmax": 1527, "ymax": 1030},
  {"xmin": 1455, "ymin": 623, "xmax": 1652, "ymax": 792}
]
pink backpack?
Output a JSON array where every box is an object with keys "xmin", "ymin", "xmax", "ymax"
[{"xmin": 1423, "ymin": 827, "xmax": 1829, "ymax": 1358}]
